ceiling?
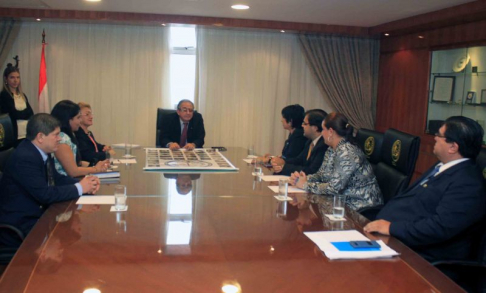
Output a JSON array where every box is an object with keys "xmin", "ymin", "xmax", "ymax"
[{"xmin": 0, "ymin": 0, "xmax": 476, "ymax": 27}]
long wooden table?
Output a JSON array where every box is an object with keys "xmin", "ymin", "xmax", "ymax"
[{"xmin": 0, "ymin": 148, "xmax": 464, "ymax": 292}]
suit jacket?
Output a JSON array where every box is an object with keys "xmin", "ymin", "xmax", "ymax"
[
  {"xmin": 280, "ymin": 136, "xmax": 328, "ymax": 176},
  {"xmin": 0, "ymin": 90, "xmax": 34, "ymax": 140},
  {"xmin": 159, "ymin": 112, "xmax": 205, "ymax": 148},
  {"xmin": 281, "ymin": 128, "xmax": 307, "ymax": 160},
  {"xmin": 377, "ymin": 160, "xmax": 485, "ymax": 262},
  {"xmin": 75, "ymin": 128, "xmax": 106, "ymax": 163},
  {"xmin": 0, "ymin": 140, "xmax": 79, "ymax": 246}
]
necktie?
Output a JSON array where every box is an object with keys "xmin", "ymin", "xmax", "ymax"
[
  {"xmin": 180, "ymin": 123, "xmax": 189, "ymax": 147},
  {"xmin": 87, "ymin": 131, "xmax": 99, "ymax": 152},
  {"xmin": 306, "ymin": 142, "xmax": 314, "ymax": 160},
  {"xmin": 417, "ymin": 164, "xmax": 442, "ymax": 186},
  {"xmin": 45, "ymin": 156, "xmax": 55, "ymax": 187}
]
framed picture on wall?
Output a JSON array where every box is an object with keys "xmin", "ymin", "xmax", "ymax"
[
  {"xmin": 466, "ymin": 91, "xmax": 476, "ymax": 104},
  {"xmin": 432, "ymin": 76, "xmax": 455, "ymax": 102},
  {"xmin": 481, "ymin": 89, "xmax": 486, "ymax": 104}
]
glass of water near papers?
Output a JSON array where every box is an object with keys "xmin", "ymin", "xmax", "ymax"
[
  {"xmin": 123, "ymin": 143, "xmax": 134, "ymax": 158},
  {"xmin": 333, "ymin": 195, "xmax": 346, "ymax": 219},
  {"xmin": 252, "ymin": 166, "xmax": 262, "ymax": 176},
  {"xmin": 114, "ymin": 185, "xmax": 127, "ymax": 211},
  {"xmin": 248, "ymin": 145, "xmax": 255, "ymax": 157},
  {"xmin": 278, "ymin": 179, "xmax": 288, "ymax": 199}
]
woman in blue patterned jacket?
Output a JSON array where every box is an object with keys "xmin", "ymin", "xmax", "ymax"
[{"xmin": 290, "ymin": 112, "xmax": 383, "ymax": 210}]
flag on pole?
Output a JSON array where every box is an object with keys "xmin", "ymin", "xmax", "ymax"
[{"xmin": 38, "ymin": 30, "xmax": 49, "ymax": 113}]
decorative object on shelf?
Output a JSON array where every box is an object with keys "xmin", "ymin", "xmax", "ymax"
[
  {"xmin": 472, "ymin": 66, "xmax": 478, "ymax": 74},
  {"xmin": 481, "ymin": 89, "xmax": 486, "ymax": 105},
  {"xmin": 466, "ymin": 91, "xmax": 476, "ymax": 104},
  {"xmin": 452, "ymin": 54, "xmax": 470, "ymax": 72},
  {"xmin": 432, "ymin": 76, "xmax": 455, "ymax": 102}
]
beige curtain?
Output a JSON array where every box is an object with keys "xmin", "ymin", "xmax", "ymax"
[
  {"xmin": 0, "ymin": 18, "xmax": 20, "ymax": 70},
  {"xmin": 298, "ymin": 34, "xmax": 379, "ymax": 129}
]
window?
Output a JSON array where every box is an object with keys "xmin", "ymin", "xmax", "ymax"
[{"xmin": 169, "ymin": 26, "xmax": 197, "ymax": 109}]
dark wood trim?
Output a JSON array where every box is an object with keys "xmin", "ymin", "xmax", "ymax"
[
  {"xmin": 0, "ymin": 7, "xmax": 370, "ymax": 36},
  {"xmin": 370, "ymin": 1, "xmax": 486, "ymax": 37}
]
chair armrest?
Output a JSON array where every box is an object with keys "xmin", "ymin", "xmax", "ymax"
[
  {"xmin": 0, "ymin": 224, "xmax": 25, "ymax": 241},
  {"xmin": 357, "ymin": 205, "xmax": 384, "ymax": 221}
]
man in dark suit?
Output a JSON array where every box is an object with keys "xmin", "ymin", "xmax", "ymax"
[
  {"xmin": 364, "ymin": 116, "xmax": 485, "ymax": 263},
  {"xmin": 0, "ymin": 113, "xmax": 100, "ymax": 247},
  {"xmin": 272, "ymin": 110, "xmax": 328, "ymax": 176},
  {"xmin": 159, "ymin": 100, "xmax": 205, "ymax": 150}
]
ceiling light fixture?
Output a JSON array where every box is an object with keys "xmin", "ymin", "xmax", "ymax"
[
  {"xmin": 418, "ymin": 35, "xmax": 424, "ymax": 39},
  {"xmin": 231, "ymin": 4, "xmax": 250, "ymax": 10},
  {"xmin": 161, "ymin": 23, "xmax": 166, "ymax": 26},
  {"xmin": 36, "ymin": 18, "xmax": 41, "ymax": 21},
  {"xmin": 384, "ymin": 33, "xmax": 389, "ymax": 36},
  {"xmin": 280, "ymin": 30, "xmax": 285, "ymax": 33},
  {"xmin": 85, "ymin": 0, "xmax": 102, "ymax": 2}
]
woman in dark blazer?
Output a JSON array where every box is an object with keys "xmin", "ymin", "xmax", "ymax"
[{"xmin": 0, "ymin": 63, "xmax": 34, "ymax": 145}]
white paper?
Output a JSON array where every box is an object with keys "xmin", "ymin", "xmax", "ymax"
[
  {"xmin": 76, "ymin": 196, "xmax": 115, "ymax": 205},
  {"xmin": 274, "ymin": 195, "xmax": 293, "ymax": 201},
  {"xmin": 324, "ymin": 214, "xmax": 347, "ymax": 222},
  {"xmin": 113, "ymin": 159, "xmax": 137, "ymax": 164},
  {"xmin": 268, "ymin": 186, "xmax": 307, "ymax": 194},
  {"xmin": 112, "ymin": 143, "xmax": 141, "ymax": 149},
  {"xmin": 247, "ymin": 155, "xmax": 257, "ymax": 159},
  {"xmin": 243, "ymin": 159, "xmax": 253, "ymax": 164},
  {"xmin": 304, "ymin": 230, "xmax": 399, "ymax": 260},
  {"xmin": 110, "ymin": 206, "xmax": 128, "ymax": 212},
  {"xmin": 261, "ymin": 175, "xmax": 289, "ymax": 182}
]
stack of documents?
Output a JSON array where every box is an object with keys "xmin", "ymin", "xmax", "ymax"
[
  {"xmin": 268, "ymin": 186, "xmax": 307, "ymax": 194},
  {"xmin": 76, "ymin": 196, "xmax": 115, "ymax": 205},
  {"xmin": 304, "ymin": 230, "xmax": 399, "ymax": 260},
  {"xmin": 261, "ymin": 175, "xmax": 289, "ymax": 182},
  {"xmin": 92, "ymin": 171, "xmax": 120, "ymax": 179}
]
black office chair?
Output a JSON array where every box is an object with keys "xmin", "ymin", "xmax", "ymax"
[
  {"xmin": 355, "ymin": 128, "xmax": 384, "ymax": 174},
  {"xmin": 0, "ymin": 224, "xmax": 24, "ymax": 265},
  {"xmin": 156, "ymin": 108, "xmax": 177, "ymax": 147},
  {"xmin": 359, "ymin": 128, "xmax": 420, "ymax": 220},
  {"xmin": 0, "ymin": 113, "xmax": 16, "ymax": 174}
]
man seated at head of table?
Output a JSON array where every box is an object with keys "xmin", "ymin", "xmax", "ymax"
[
  {"xmin": 159, "ymin": 99, "xmax": 206, "ymax": 151},
  {"xmin": 51, "ymin": 100, "xmax": 109, "ymax": 177},
  {"xmin": 75, "ymin": 102, "xmax": 115, "ymax": 165},
  {"xmin": 0, "ymin": 113, "xmax": 100, "ymax": 247},
  {"xmin": 364, "ymin": 116, "xmax": 485, "ymax": 263},
  {"xmin": 272, "ymin": 109, "xmax": 328, "ymax": 176},
  {"xmin": 256, "ymin": 104, "xmax": 308, "ymax": 163},
  {"xmin": 290, "ymin": 112, "xmax": 383, "ymax": 211}
]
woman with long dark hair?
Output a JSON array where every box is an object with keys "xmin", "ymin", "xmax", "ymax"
[
  {"xmin": 0, "ymin": 62, "xmax": 34, "ymax": 144},
  {"xmin": 290, "ymin": 112, "xmax": 383, "ymax": 210},
  {"xmin": 51, "ymin": 100, "xmax": 108, "ymax": 177}
]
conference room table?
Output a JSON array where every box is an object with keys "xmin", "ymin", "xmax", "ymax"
[{"xmin": 0, "ymin": 147, "xmax": 464, "ymax": 293}]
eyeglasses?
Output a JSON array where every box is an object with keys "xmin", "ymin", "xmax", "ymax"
[
  {"xmin": 434, "ymin": 132, "xmax": 447, "ymax": 139},
  {"xmin": 179, "ymin": 108, "xmax": 194, "ymax": 113}
]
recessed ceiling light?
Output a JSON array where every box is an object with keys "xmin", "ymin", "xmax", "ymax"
[
  {"xmin": 418, "ymin": 35, "xmax": 424, "ymax": 39},
  {"xmin": 384, "ymin": 33, "xmax": 389, "ymax": 36},
  {"xmin": 280, "ymin": 30, "xmax": 285, "ymax": 33},
  {"xmin": 213, "ymin": 23, "xmax": 224, "ymax": 27},
  {"xmin": 231, "ymin": 4, "xmax": 249, "ymax": 10},
  {"xmin": 161, "ymin": 23, "xmax": 166, "ymax": 26},
  {"xmin": 85, "ymin": 0, "xmax": 102, "ymax": 2},
  {"xmin": 36, "ymin": 18, "xmax": 41, "ymax": 21}
]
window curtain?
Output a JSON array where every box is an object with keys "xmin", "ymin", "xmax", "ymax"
[
  {"xmin": 298, "ymin": 34, "xmax": 379, "ymax": 129},
  {"xmin": 2, "ymin": 21, "xmax": 170, "ymax": 146},
  {"xmin": 195, "ymin": 28, "xmax": 332, "ymax": 155},
  {"xmin": 0, "ymin": 18, "xmax": 20, "ymax": 70}
]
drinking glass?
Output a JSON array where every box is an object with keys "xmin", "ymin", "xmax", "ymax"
[
  {"xmin": 333, "ymin": 195, "xmax": 346, "ymax": 219},
  {"xmin": 252, "ymin": 166, "xmax": 262, "ymax": 176},
  {"xmin": 247, "ymin": 145, "xmax": 254, "ymax": 157},
  {"xmin": 276, "ymin": 201, "xmax": 288, "ymax": 218},
  {"xmin": 115, "ymin": 185, "xmax": 127, "ymax": 211},
  {"xmin": 278, "ymin": 179, "xmax": 288, "ymax": 199},
  {"xmin": 124, "ymin": 143, "xmax": 132, "ymax": 158}
]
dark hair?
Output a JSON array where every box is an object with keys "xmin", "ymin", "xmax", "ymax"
[
  {"xmin": 281, "ymin": 104, "xmax": 305, "ymax": 129},
  {"xmin": 177, "ymin": 99, "xmax": 194, "ymax": 110},
  {"xmin": 305, "ymin": 109, "xmax": 326, "ymax": 132},
  {"xmin": 2, "ymin": 63, "xmax": 24, "ymax": 96},
  {"xmin": 443, "ymin": 116, "xmax": 484, "ymax": 160},
  {"xmin": 51, "ymin": 100, "xmax": 81, "ymax": 163},
  {"xmin": 324, "ymin": 112, "xmax": 354, "ymax": 143},
  {"xmin": 26, "ymin": 113, "xmax": 61, "ymax": 141}
]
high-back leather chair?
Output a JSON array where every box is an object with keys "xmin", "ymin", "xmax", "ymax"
[
  {"xmin": 355, "ymin": 128, "xmax": 384, "ymax": 173},
  {"xmin": 0, "ymin": 113, "xmax": 16, "ymax": 175},
  {"xmin": 359, "ymin": 128, "xmax": 420, "ymax": 220},
  {"xmin": 476, "ymin": 148, "xmax": 486, "ymax": 187},
  {"xmin": 156, "ymin": 108, "xmax": 177, "ymax": 147}
]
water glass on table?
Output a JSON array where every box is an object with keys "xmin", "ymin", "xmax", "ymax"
[
  {"xmin": 115, "ymin": 184, "xmax": 127, "ymax": 211},
  {"xmin": 124, "ymin": 143, "xmax": 132, "ymax": 158},
  {"xmin": 252, "ymin": 166, "xmax": 262, "ymax": 176},
  {"xmin": 278, "ymin": 179, "xmax": 288, "ymax": 199},
  {"xmin": 247, "ymin": 145, "xmax": 254, "ymax": 157},
  {"xmin": 333, "ymin": 195, "xmax": 346, "ymax": 219}
]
